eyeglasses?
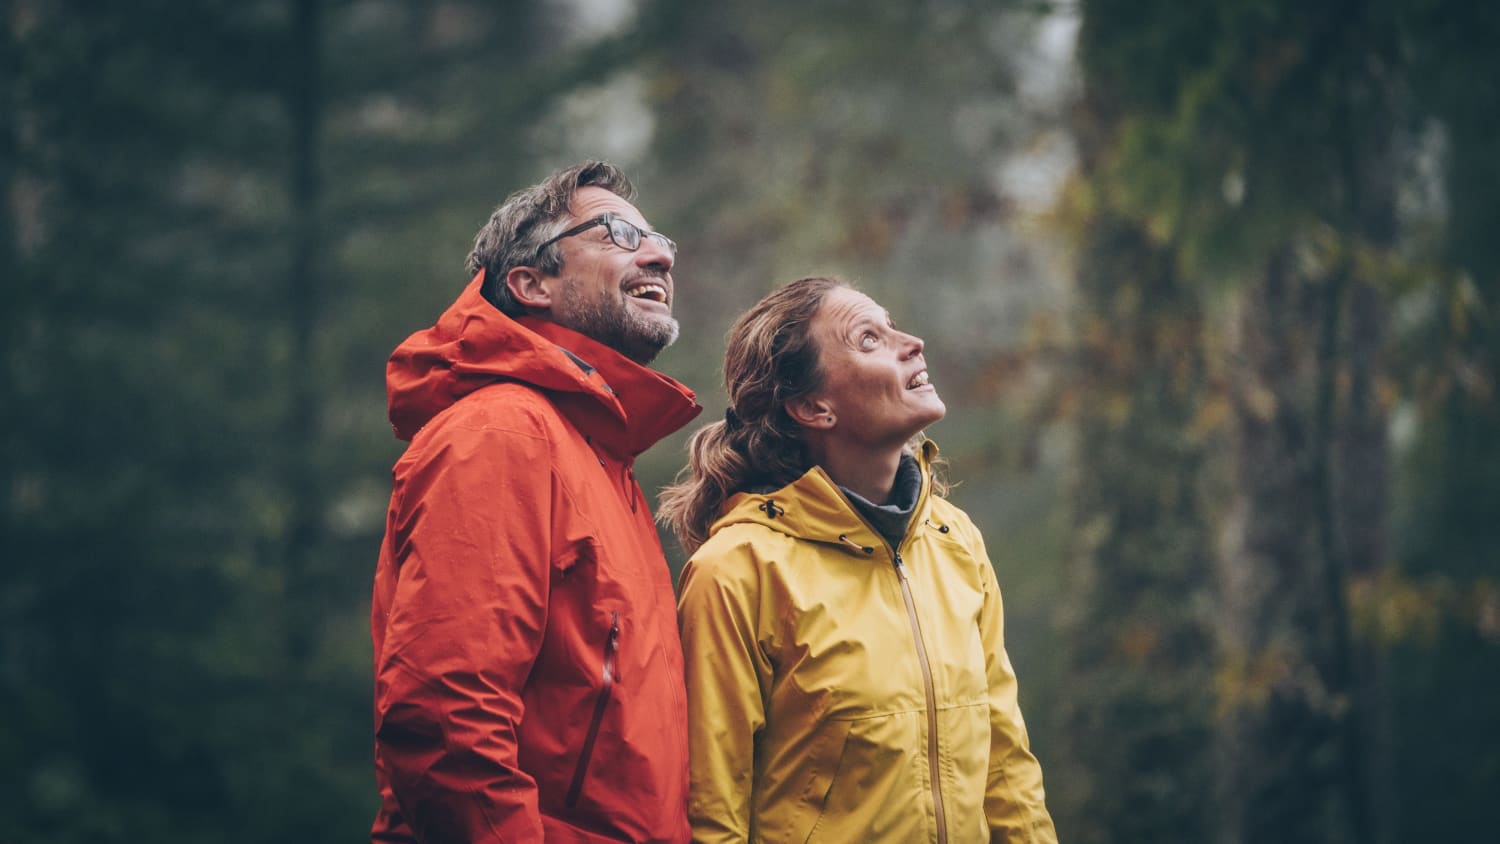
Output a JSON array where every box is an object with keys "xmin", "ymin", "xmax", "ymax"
[{"xmin": 535, "ymin": 214, "xmax": 677, "ymax": 258}]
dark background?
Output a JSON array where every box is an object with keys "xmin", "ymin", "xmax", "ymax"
[{"xmin": 5, "ymin": 1, "xmax": 1497, "ymax": 841}]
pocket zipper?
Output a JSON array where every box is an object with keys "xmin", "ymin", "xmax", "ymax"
[{"xmin": 566, "ymin": 611, "xmax": 619, "ymax": 807}]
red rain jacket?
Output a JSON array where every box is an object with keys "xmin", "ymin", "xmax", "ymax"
[{"xmin": 371, "ymin": 273, "xmax": 700, "ymax": 843}]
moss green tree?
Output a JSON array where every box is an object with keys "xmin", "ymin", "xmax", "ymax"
[{"xmin": 1066, "ymin": 1, "xmax": 1498, "ymax": 841}]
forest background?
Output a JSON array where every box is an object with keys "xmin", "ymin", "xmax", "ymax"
[{"xmin": 5, "ymin": 1, "xmax": 1497, "ymax": 842}]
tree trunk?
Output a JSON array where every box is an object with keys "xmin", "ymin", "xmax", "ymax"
[
  {"xmin": 1218, "ymin": 240, "xmax": 1392, "ymax": 844},
  {"xmin": 1217, "ymin": 247, "xmax": 1341, "ymax": 844},
  {"xmin": 1057, "ymin": 214, "xmax": 1218, "ymax": 844},
  {"xmin": 281, "ymin": 0, "xmax": 323, "ymax": 665},
  {"xmin": 1339, "ymin": 277, "xmax": 1393, "ymax": 844}
]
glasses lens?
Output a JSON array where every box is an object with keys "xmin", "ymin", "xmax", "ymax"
[
  {"xmin": 607, "ymin": 217, "xmax": 641, "ymax": 250},
  {"xmin": 647, "ymin": 232, "xmax": 677, "ymax": 255}
]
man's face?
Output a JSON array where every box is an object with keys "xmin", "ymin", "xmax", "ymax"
[{"xmin": 546, "ymin": 186, "xmax": 679, "ymax": 365}]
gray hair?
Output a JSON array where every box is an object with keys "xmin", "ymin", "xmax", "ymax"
[{"xmin": 465, "ymin": 161, "xmax": 637, "ymax": 316}]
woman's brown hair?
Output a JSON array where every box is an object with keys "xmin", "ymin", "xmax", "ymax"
[{"xmin": 659, "ymin": 276, "xmax": 945, "ymax": 554}]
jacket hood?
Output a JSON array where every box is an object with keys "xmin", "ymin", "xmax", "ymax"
[
  {"xmin": 386, "ymin": 270, "xmax": 701, "ymax": 455},
  {"xmin": 708, "ymin": 440, "xmax": 940, "ymax": 554}
]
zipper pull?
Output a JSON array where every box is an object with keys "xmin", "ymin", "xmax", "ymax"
[
  {"xmin": 893, "ymin": 552, "xmax": 910, "ymax": 582},
  {"xmin": 605, "ymin": 611, "xmax": 620, "ymax": 682},
  {"xmin": 624, "ymin": 465, "xmax": 639, "ymax": 513}
]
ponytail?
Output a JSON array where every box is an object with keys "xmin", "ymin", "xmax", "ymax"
[
  {"xmin": 658, "ymin": 277, "xmax": 843, "ymax": 553},
  {"xmin": 658, "ymin": 421, "xmax": 741, "ymax": 554}
]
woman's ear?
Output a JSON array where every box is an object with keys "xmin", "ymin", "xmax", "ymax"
[
  {"xmin": 786, "ymin": 397, "xmax": 836, "ymax": 430},
  {"xmin": 505, "ymin": 266, "xmax": 554, "ymax": 310}
]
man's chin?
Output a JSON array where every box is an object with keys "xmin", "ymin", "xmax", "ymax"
[{"xmin": 620, "ymin": 317, "xmax": 679, "ymax": 365}]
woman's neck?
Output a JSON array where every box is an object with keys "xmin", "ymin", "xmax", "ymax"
[{"xmin": 815, "ymin": 442, "xmax": 904, "ymax": 505}]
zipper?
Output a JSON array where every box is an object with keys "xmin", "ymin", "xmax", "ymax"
[
  {"xmin": 625, "ymin": 464, "xmax": 638, "ymax": 513},
  {"xmin": 893, "ymin": 551, "xmax": 949, "ymax": 844},
  {"xmin": 566, "ymin": 611, "xmax": 619, "ymax": 807},
  {"xmin": 828, "ymin": 463, "xmax": 948, "ymax": 844}
]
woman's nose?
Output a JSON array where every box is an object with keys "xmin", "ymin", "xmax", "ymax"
[{"xmin": 903, "ymin": 332, "xmax": 925, "ymax": 358}]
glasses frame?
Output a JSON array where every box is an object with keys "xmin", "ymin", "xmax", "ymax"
[{"xmin": 534, "ymin": 213, "xmax": 676, "ymax": 259}]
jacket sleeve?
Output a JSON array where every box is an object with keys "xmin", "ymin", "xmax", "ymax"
[
  {"xmin": 373, "ymin": 416, "xmax": 553, "ymax": 843},
  {"xmin": 972, "ymin": 527, "xmax": 1059, "ymax": 844},
  {"xmin": 677, "ymin": 544, "xmax": 771, "ymax": 843}
]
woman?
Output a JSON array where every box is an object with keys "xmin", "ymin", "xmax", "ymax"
[{"xmin": 660, "ymin": 277, "xmax": 1057, "ymax": 843}]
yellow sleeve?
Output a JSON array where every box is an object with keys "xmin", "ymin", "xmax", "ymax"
[
  {"xmin": 972, "ymin": 527, "xmax": 1059, "ymax": 844},
  {"xmin": 677, "ymin": 543, "xmax": 773, "ymax": 843}
]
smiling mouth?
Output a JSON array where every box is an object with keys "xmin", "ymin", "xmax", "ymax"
[
  {"xmin": 625, "ymin": 280, "xmax": 668, "ymax": 304},
  {"xmin": 907, "ymin": 370, "xmax": 930, "ymax": 389}
]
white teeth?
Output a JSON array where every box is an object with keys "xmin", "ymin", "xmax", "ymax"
[
  {"xmin": 625, "ymin": 282, "xmax": 667, "ymax": 303},
  {"xmin": 908, "ymin": 371, "xmax": 930, "ymax": 389}
]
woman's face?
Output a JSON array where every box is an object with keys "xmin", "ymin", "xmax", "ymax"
[{"xmin": 803, "ymin": 286, "xmax": 946, "ymax": 452}]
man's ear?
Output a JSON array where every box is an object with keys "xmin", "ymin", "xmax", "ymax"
[
  {"xmin": 786, "ymin": 396, "xmax": 836, "ymax": 430},
  {"xmin": 505, "ymin": 266, "xmax": 554, "ymax": 310}
]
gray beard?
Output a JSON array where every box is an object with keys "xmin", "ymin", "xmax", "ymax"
[{"xmin": 552, "ymin": 277, "xmax": 680, "ymax": 365}]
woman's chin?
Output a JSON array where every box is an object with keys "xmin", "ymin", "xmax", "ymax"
[{"xmin": 914, "ymin": 394, "xmax": 947, "ymax": 426}]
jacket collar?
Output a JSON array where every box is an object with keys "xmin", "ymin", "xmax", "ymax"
[
  {"xmin": 518, "ymin": 316, "xmax": 702, "ymax": 457},
  {"xmin": 711, "ymin": 439, "xmax": 940, "ymax": 556},
  {"xmin": 387, "ymin": 270, "xmax": 700, "ymax": 455}
]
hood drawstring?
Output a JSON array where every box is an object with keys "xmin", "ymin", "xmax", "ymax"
[
  {"xmin": 837, "ymin": 534, "xmax": 875, "ymax": 555},
  {"xmin": 923, "ymin": 518, "xmax": 951, "ymax": 534}
]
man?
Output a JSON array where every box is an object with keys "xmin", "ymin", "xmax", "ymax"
[{"xmin": 371, "ymin": 161, "xmax": 700, "ymax": 843}]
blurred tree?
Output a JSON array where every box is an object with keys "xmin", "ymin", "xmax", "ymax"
[
  {"xmin": 2, "ymin": 0, "xmax": 630, "ymax": 839},
  {"xmin": 1067, "ymin": 1, "xmax": 1500, "ymax": 842},
  {"xmin": 1051, "ymin": 97, "xmax": 1219, "ymax": 844},
  {"xmin": 6, "ymin": 3, "xmax": 279, "ymax": 838},
  {"xmin": 1064, "ymin": 0, "xmax": 1409, "ymax": 838},
  {"xmin": 1384, "ymin": 2, "xmax": 1500, "ymax": 840}
]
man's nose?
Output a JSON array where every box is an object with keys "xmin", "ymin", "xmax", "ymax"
[{"xmin": 635, "ymin": 236, "xmax": 674, "ymax": 273}]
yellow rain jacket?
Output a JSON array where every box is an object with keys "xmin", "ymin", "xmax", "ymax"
[{"xmin": 677, "ymin": 442, "xmax": 1056, "ymax": 843}]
